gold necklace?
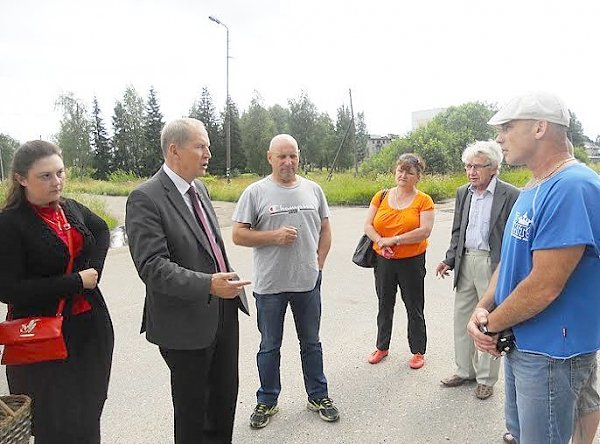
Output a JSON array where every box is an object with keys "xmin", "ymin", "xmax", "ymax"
[{"xmin": 526, "ymin": 157, "xmax": 574, "ymax": 189}]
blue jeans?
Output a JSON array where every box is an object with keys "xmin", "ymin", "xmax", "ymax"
[
  {"xmin": 254, "ymin": 273, "xmax": 328, "ymax": 406},
  {"xmin": 504, "ymin": 349, "xmax": 598, "ymax": 443}
]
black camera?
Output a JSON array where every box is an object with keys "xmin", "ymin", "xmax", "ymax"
[{"xmin": 479, "ymin": 325, "xmax": 516, "ymax": 354}]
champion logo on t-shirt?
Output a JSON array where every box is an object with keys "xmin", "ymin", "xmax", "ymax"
[
  {"xmin": 511, "ymin": 212, "xmax": 533, "ymax": 241},
  {"xmin": 268, "ymin": 204, "xmax": 315, "ymax": 215}
]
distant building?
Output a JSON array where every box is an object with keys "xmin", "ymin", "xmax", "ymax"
[
  {"xmin": 366, "ymin": 134, "xmax": 399, "ymax": 157},
  {"xmin": 583, "ymin": 141, "xmax": 600, "ymax": 163},
  {"xmin": 411, "ymin": 108, "xmax": 447, "ymax": 130}
]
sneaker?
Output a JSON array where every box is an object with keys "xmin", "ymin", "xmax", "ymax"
[
  {"xmin": 409, "ymin": 353, "xmax": 425, "ymax": 369},
  {"xmin": 249, "ymin": 403, "xmax": 279, "ymax": 429},
  {"xmin": 307, "ymin": 397, "xmax": 340, "ymax": 422},
  {"xmin": 367, "ymin": 349, "xmax": 389, "ymax": 364}
]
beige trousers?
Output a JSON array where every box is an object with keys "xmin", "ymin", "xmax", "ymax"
[{"xmin": 453, "ymin": 250, "xmax": 500, "ymax": 386}]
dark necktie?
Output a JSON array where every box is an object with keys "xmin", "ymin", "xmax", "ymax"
[{"xmin": 187, "ymin": 186, "xmax": 227, "ymax": 272}]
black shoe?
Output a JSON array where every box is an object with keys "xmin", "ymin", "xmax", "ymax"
[
  {"xmin": 307, "ymin": 397, "xmax": 340, "ymax": 422},
  {"xmin": 249, "ymin": 403, "xmax": 279, "ymax": 429}
]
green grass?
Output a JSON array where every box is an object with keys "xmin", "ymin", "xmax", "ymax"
[
  {"xmin": 1, "ymin": 163, "xmax": 597, "ymax": 219},
  {"xmin": 0, "ymin": 181, "xmax": 118, "ymax": 230}
]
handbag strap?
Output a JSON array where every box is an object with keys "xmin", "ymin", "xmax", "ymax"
[
  {"xmin": 379, "ymin": 189, "xmax": 388, "ymax": 205},
  {"xmin": 7, "ymin": 205, "xmax": 73, "ymax": 320}
]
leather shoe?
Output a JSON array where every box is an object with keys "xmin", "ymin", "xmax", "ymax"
[
  {"xmin": 475, "ymin": 383, "xmax": 494, "ymax": 399},
  {"xmin": 408, "ymin": 353, "xmax": 425, "ymax": 369},
  {"xmin": 367, "ymin": 349, "xmax": 388, "ymax": 364},
  {"xmin": 440, "ymin": 374, "xmax": 474, "ymax": 387}
]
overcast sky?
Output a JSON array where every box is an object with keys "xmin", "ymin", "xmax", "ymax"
[{"xmin": 1, "ymin": 0, "xmax": 599, "ymax": 144}]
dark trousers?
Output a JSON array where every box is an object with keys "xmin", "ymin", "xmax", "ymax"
[
  {"xmin": 159, "ymin": 299, "xmax": 239, "ymax": 444},
  {"xmin": 374, "ymin": 252, "xmax": 427, "ymax": 354}
]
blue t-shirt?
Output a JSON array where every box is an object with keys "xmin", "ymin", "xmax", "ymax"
[{"xmin": 495, "ymin": 163, "xmax": 600, "ymax": 358}]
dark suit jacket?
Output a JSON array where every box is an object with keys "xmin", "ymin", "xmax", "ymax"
[
  {"xmin": 126, "ymin": 168, "xmax": 249, "ymax": 350},
  {"xmin": 443, "ymin": 178, "xmax": 520, "ymax": 288}
]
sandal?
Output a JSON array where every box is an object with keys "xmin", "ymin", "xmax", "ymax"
[
  {"xmin": 474, "ymin": 383, "xmax": 494, "ymax": 400},
  {"xmin": 502, "ymin": 431, "xmax": 516, "ymax": 443}
]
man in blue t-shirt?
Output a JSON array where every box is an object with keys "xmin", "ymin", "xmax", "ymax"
[{"xmin": 467, "ymin": 92, "xmax": 600, "ymax": 444}]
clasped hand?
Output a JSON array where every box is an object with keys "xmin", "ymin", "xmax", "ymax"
[
  {"xmin": 275, "ymin": 226, "xmax": 298, "ymax": 246},
  {"xmin": 466, "ymin": 307, "xmax": 502, "ymax": 358}
]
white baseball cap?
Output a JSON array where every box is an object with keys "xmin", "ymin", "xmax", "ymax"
[{"xmin": 488, "ymin": 92, "xmax": 571, "ymax": 127}]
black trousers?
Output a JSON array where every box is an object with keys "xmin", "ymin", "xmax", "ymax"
[
  {"xmin": 373, "ymin": 252, "xmax": 427, "ymax": 354},
  {"xmin": 160, "ymin": 299, "xmax": 239, "ymax": 444}
]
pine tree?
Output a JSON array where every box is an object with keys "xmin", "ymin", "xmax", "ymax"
[
  {"xmin": 90, "ymin": 97, "xmax": 112, "ymax": 179},
  {"xmin": 190, "ymin": 87, "xmax": 223, "ymax": 174},
  {"xmin": 219, "ymin": 99, "xmax": 246, "ymax": 175},
  {"xmin": 142, "ymin": 87, "xmax": 164, "ymax": 177}
]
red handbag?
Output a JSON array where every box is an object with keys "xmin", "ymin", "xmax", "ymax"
[{"xmin": 0, "ymin": 206, "xmax": 74, "ymax": 366}]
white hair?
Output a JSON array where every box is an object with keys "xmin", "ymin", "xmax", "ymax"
[{"xmin": 461, "ymin": 140, "xmax": 503, "ymax": 170}]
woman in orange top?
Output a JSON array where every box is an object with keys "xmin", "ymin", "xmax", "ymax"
[{"xmin": 363, "ymin": 153, "xmax": 435, "ymax": 369}]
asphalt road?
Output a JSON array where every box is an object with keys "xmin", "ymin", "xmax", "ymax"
[{"xmin": 0, "ymin": 198, "xmax": 570, "ymax": 443}]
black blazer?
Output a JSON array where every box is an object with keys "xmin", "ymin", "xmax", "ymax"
[
  {"xmin": 0, "ymin": 198, "xmax": 110, "ymax": 318},
  {"xmin": 125, "ymin": 169, "xmax": 249, "ymax": 350},
  {"xmin": 443, "ymin": 178, "xmax": 520, "ymax": 288}
]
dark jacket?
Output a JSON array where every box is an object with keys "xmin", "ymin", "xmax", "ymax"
[
  {"xmin": 125, "ymin": 169, "xmax": 249, "ymax": 350},
  {"xmin": 443, "ymin": 178, "xmax": 520, "ymax": 288}
]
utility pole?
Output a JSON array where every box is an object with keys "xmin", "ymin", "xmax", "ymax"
[{"xmin": 209, "ymin": 15, "xmax": 231, "ymax": 183}]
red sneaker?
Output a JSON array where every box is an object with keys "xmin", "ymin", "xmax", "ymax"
[
  {"xmin": 367, "ymin": 349, "xmax": 389, "ymax": 364},
  {"xmin": 409, "ymin": 353, "xmax": 425, "ymax": 369}
]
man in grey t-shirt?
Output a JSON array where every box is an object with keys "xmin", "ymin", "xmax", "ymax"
[{"xmin": 232, "ymin": 134, "xmax": 339, "ymax": 429}]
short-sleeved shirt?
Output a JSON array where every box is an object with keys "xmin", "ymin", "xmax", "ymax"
[
  {"xmin": 371, "ymin": 189, "xmax": 434, "ymax": 259},
  {"xmin": 495, "ymin": 163, "xmax": 600, "ymax": 358},
  {"xmin": 232, "ymin": 176, "xmax": 330, "ymax": 294}
]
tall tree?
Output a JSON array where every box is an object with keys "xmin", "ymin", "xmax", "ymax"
[
  {"xmin": 355, "ymin": 112, "xmax": 369, "ymax": 166},
  {"xmin": 55, "ymin": 92, "xmax": 92, "ymax": 173},
  {"xmin": 269, "ymin": 104, "xmax": 290, "ymax": 134},
  {"xmin": 332, "ymin": 104, "xmax": 355, "ymax": 171},
  {"xmin": 0, "ymin": 133, "xmax": 19, "ymax": 181},
  {"xmin": 219, "ymin": 99, "xmax": 245, "ymax": 174},
  {"xmin": 568, "ymin": 112, "xmax": 590, "ymax": 147},
  {"xmin": 313, "ymin": 113, "xmax": 336, "ymax": 169},
  {"xmin": 240, "ymin": 92, "xmax": 275, "ymax": 176},
  {"xmin": 90, "ymin": 97, "xmax": 112, "ymax": 179},
  {"xmin": 288, "ymin": 91, "xmax": 319, "ymax": 171},
  {"xmin": 190, "ymin": 87, "xmax": 223, "ymax": 174},
  {"xmin": 112, "ymin": 86, "xmax": 145, "ymax": 175},
  {"xmin": 142, "ymin": 87, "xmax": 164, "ymax": 177}
]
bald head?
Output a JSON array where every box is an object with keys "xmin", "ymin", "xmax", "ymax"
[
  {"xmin": 268, "ymin": 134, "xmax": 299, "ymax": 185},
  {"xmin": 269, "ymin": 134, "xmax": 298, "ymax": 152}
]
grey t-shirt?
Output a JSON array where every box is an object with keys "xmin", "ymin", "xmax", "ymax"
[{"xmin": 232, "ymin": 176, "xmax": 330, "ymax": 294}]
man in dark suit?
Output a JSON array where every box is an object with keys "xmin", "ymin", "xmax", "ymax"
[
  {"xmin": 436, "ymin": 140, "xmax": 519, "ymax": 400},
  {"xmin": 126, "ymin": 117, "xmax": 250, "ymax": 444}
]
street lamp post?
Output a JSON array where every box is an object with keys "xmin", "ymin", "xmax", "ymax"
[{"xmin": 208, "ymin": 15, "xmax": 231, "ymax": 183}]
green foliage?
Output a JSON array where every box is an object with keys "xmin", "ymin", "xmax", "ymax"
[
  {"xmin": 360, "ymin": 101, "xmax": 497, "ymax": 175},
  {"xmin": 141, "ymin": 87, "xmax": 164, "ymax": 177},
  {"xmin": 0, "ymin": 133, "xmax": 19, "ymax": 180},
  {"xmin": 112, "ymin": 86, "xmax": 146, "ymax": 174},
  {"xmin": 574, "ymin": 146, "xmax": 590, "ymax": 164},
  {"xmin": 568, "ymin": 112, "xmax": 590, "ymax": 146},
  {"xmin": 240, "ymin": 92, "xmax": 275, "ymax": 176},
  {"xmin": 55, "ymin": 92, "xmax": 93, "ymax": 170},
  {"xmin": 288, "ymin": 91, "xmax": 320, "ymax": 170},
  {"xmin": 90, "ymin": 97, "xmax": 112, "ymax": 180}
]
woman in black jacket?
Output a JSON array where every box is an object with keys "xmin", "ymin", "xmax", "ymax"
[{"xmin": 0, "ymin": 140, "xmax": 114, "ymax": 443}]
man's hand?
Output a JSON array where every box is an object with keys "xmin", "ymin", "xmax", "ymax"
[
  {"xmin": 274, "ymin": 226, "xmax": 298, "ymax": 246},
  {"xmin": 435, "ymin": 262, "xmax": 451, "ymax": 278},
  {"xmin": 210, "ymin": 272, "xmax": 251, "ymax": 299},
  {"xmin": 467, "ymin": 307, "xmax": 501, "ymax": 357}
]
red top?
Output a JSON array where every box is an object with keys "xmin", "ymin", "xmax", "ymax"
[{"xmin": 33, "ymin": 204, "xmax": 91, "ymax": 315}]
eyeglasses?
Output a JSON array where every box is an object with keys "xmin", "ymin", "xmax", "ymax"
[{"xmin": 464, "ymin": 163, "xmax": 490, "ymax": 171}]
